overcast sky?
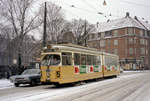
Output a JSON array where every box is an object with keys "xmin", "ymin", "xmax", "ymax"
[{"xmin": 37, "ymin": 0, "xmax": 150, "ymax": 24}]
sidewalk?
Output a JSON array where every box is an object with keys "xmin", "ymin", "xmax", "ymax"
[{"xmin": 0, "ymin": 79, "xmax": 14, "ymax": 90}]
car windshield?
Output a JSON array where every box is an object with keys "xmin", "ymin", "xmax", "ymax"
[
  {"xmin": 22, "ymin": 69, "xmax": 40, "ymax": 75},
  {"xmin": 41, "ymin": 54, "xmax": 60, "ymax": 66}
]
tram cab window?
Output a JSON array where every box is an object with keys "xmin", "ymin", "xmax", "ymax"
[
  {"xmin": 41, "ymin": 54, "xmax": 60, "ymax": 66},
  {"xmin": 74, "ymin": 53, "xmax": 80, "ymax": 65},
  {"xmin": 62, "ymin": 52, "xmax": 72, "ymax": 65}
]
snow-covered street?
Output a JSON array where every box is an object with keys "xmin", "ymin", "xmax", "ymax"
[
  {"xmin": 0, "ymin": 71, "xmax": 150, "ymax": 101},
  {"xmin": 0, "ymin": 79, "xmax": 14, "ymax": 90}
]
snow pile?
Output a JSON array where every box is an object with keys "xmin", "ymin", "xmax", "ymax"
[
  {"xmin": 124, "ymin": 70, "xmax": 147, "ymax": 73},
  {"xmin": 0, "ymin": 79, "xmax": 14, "ymax": 90}
]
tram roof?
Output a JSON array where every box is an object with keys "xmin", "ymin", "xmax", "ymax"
[{"xmin": 44, "ymin": 43, "xmax": 118, "ymax": 57}]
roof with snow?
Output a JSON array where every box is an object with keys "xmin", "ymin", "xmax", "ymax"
[
  {"xmin": 96, "ymin": 14, "xmax": 150, "ymax": 32},
  {"xmin": 140, "ymin": 21, "xmax": 150, "ymax": 30}
]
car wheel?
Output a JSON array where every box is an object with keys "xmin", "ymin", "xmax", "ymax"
[
  {"xmin": 30, "ymin": 80, "xmax": 36, "ymax": 86},
  {"xmin": 14, "ymin": 83, "xmax": 20, "ymax": 87}
]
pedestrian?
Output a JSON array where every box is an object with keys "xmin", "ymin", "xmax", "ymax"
[{"xmin": 6, "ymin": 72, "xmax": 10, "ymax": 79}]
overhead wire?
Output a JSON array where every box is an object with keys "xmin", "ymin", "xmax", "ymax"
[
  {"xmin": 79, "ymin": 0, "xmax": 123, "ymax": 18},
  {"xmin": 120, "ymin": 0, "xmax": 150, "ymax": 22},
  {"xmin": 80, "ymin": 0, "xmax": 108, "ymax": 18},
  {"xmin": 52, "ymin": 0, "xmax": 131, "ymax": 23},
  {"xmin": 121, "ymin": 0, "xmax": 150, "ymax": 8}
]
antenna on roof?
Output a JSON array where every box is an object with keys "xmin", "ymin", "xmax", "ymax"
[
  {"xmin": 126, "ymin": 12, "xmax": 130, "ymax": 18},
  {"xmin": 134, "ymin": 16, "xmax": 138, "ymax": 21},
  {"xmin": 96, "ymin": 22, "xmax": 99, "ymax": 28}
]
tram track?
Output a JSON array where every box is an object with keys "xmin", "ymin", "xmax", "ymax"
[{"xmin": 50, "ymin": 73, "xmax": 148, "ymax": 101}]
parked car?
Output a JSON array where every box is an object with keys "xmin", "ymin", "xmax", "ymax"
[{"xmin": 10, "ymin": 69, "xmax": 41, "ymax": 87}]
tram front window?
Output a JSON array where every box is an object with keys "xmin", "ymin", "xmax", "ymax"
[{"xmin": 41, "ymin": 54, "xmax": 60, "ymax": 66}]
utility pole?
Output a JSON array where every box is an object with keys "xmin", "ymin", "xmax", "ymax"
[{"xmin": 43, "ymin": 2, "xmax": 47, "ymax": 47}]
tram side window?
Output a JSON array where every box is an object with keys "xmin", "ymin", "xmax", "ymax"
[
  {"xmin": 62, "ymin": 52, "xmax": 72, "ymax": 65},
  {"xmin": 105, "ymin": 56, "xmax": 111, "ymax": 67},
  {"xmin": 74, "ymin": 53, "xmax": 80, "ymax": 65},
  {"xmin": 93, "ymin": 56, "xmax": 96, "ymax": 65},
  {"xmin": 87, "ymin": 55, "xmax": 92, "ymax": 65},
  {"xmin": 105, "ymin": 56, "xmax": 118, "ymax": 67},
  {"xmin": 96, "ymin": 56, "xmax": 101, "ymax": 65},
  {"xmin": 81, "ymin": 54, "xmax": 86, "ymax": 65},
  {"xmin": 111, "ymin": 57, "xmax": 118, "ymax": 67}
]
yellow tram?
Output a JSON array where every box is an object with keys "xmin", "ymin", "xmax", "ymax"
[{"xmin": 40, "ymin": 44, "xmax": 120, "ymax": 85}]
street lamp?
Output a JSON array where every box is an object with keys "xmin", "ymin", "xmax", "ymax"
[
  {"xmin": 13, "ymin": 59, "xmax": 17, "ymax": 65},
  {"xmin": 103, "ymin": 0, "xmax": 107, "ymax": 6}
]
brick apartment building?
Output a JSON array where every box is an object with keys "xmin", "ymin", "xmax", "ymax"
[{"xmin": 88, "ymin": 13, "xmax": 150, "ymax": 70}]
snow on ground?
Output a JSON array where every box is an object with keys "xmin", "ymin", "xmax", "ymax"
[
  {"xmin": 0, "ymin": 73, "xmax": 145, "ymax": 101},
  {"xmin": 124, "ymin": 70, "xmax": 148, "ymax": 73},
  {"xmin": 0, "ymin": 71, "xmax": 144, "ymax": 91},
  {"xmin": 0, "ymin": 79, "xmax": 14, "ymax": 90}
]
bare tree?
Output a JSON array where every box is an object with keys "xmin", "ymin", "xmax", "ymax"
[
  {"xmin": 0, "ymin": 0, "xmax": 41, "ymax": 67},
  {"xmin": 39, "ymin": 2, "xmax": 66, "ymax": 44},
  {"xmin": 70, "ymin": 19, "xmax": 96, "ymax": 45}
]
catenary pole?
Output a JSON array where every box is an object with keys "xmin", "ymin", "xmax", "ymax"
[{"xmin": 43, "ymin": 2, "xmax": 47, "ymax": 47}]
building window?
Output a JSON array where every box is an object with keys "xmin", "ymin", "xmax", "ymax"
[
  {"xmin": 146, "ymin": 49, "xmax": 148, "ymax": 55},
  {"xmin": 105, "ymin": 31, "xmax": 112, "ymax": 37},
  {"xmin": 98, "ymin": 33, "xmax": 101, "ymax": 37},
  {"xmin": 92, "ymin": 34, "xmax": 95, "ymax": 39},
  {"xmin": 93, "ymin": 42, "xmax": 97, "ymax": 48},
  {"xmin": 146, "ymin": 58, "xmax": 148, "ymax": 65},
  {"xmin": 134, "ymin": 37, "xmax": 137, "ymax": 44},
  {"xmin": 128, "ymin": 28, "xmax": 133, "ymax": 35},
  {"xmin": 113, "ymin": 30, "xmax": 118, "ymax": 36},
  {"xmin": 89, "ymin": 35, "xmax": 92, "ymax": 40},
  {"xmin": 114, "ymin": 40, "xmax": 118, "ymax": 45},
  {"xmin": 140, "ymin": 30, "xmax": 144, "ymax": 36},
  {"xmin": 107, "ymin": 40, "xmax": 111, "ymax": 46},
  {"xmin": 145, "ymin": 39, "xmax": 148, "ymax": 46},
  {"xmin": 101, "ymin": 32, "xmax": 105, "ymax": 38},
  {"xmin": 129, "ymin": 38, "xmax": 133, "ymax": 44},
  {"xmin": 140, "ymin": 48, "xmax": 145, "ymax": 55},
  {"xmin": 140, "ymin": 39, "xmax": 145, "ymax": 45},
  {"xmin": 129, "ymin": 48, "xmax": 133, "ymax": 55},
  {"xmin": 145, "ymin": 31, "xmax": 148, "ymax": 37},
  {"xmin": 114, "ymin": 49, "xmax": 118, "ymax": 55},
  {"xmin": 100, "ymin": 40, "xmax": 105, "ymax": 47}
]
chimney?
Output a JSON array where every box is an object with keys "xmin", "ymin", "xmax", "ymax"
[
  {"xmin": 96, "ymin": 22, "xmax": 99, "ymax": 28},
  {"xmin": 134, "ymin": 16, "xmax": 138, "ymax": 21},
  {"xmin": 145, "ymin": 21, "xmax": 148, "ymax": 23},
  {"xmin": 126, "ymin": 12, "xmax": 130, "ymax": 17}
]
